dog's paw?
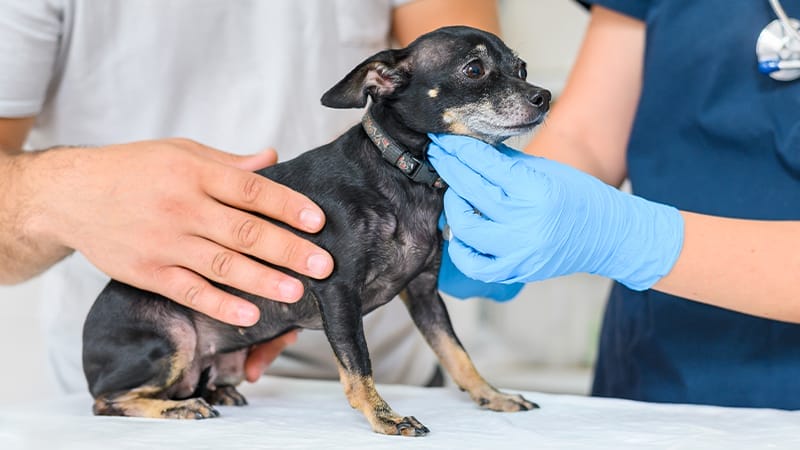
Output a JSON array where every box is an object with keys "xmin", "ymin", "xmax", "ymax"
[
  {"xmin": 374, "ymin": 415, "xmax": 430, "ymax": 437},
  {"xmin": 466, "ymin": 385, "xmax": 539, "ymax": 412},
  {"xmin": 93, "ymin": 394, "xmax": 221, "ymax": 419},
  {"xmin": 476, "ymin": 390, "xmax": 539, "ymax": 412},
  {"xmin": 204, "ymin": 385, "xmax": 248, "ymax": 406},
  {"xmin": 161, "ymin": 398, "xmax": 220, "ymax": 419}
]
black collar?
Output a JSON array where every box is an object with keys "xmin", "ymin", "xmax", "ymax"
[{"xmin": 361, "ymin": 109, "xmax": 445, "ymax": 189}]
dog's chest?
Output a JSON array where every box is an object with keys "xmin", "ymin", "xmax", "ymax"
[{"xmin": 354, "ymin": 191, "xmax": 442, "ymax": 306}]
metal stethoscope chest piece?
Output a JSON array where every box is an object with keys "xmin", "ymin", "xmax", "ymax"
[{"xmin": 757, "ymin": 0, "xmax": 800, "ymax": 81}]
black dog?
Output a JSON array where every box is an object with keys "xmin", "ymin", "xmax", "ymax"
[{"xmin": 82, "ymin": 26, "xmax": 551, "ymax": 436}]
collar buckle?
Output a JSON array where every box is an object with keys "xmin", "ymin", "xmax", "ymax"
[{"xmin": 361, "ymin": 109, "xmax": 446, "ymax": 189}]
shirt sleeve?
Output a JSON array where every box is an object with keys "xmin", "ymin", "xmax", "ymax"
[
  {"xmin": 0, "ymin": 0, "xmax": 63, "ymax": 117},
  {"xmin": 575, "ymin": 0, "xmax": 650, "ymax": 21}
]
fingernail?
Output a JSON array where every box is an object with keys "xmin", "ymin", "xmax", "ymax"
[
  {"xmin": 278, "ymin": 278, "xmax": 303, "ymax": 302},
  {"xmin": 307, "ymin": 253, "xmax": 332, "ymax": 277},
  {"xmin": 237, "ymin": 306, "xmax": 260, "ymax": 326},
  {"xmin": 299, "ymin": 208, "xmax": 324, "ymax": 231}
]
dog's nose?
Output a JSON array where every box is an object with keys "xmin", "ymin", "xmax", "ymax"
[{"xmin": 528, "ymin": 89, "xmax": 551, "ymax": 109}]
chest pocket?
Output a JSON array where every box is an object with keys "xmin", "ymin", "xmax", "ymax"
[{"xmin": 334, "ymin": 0, "xmax": 392, "ymax": 47}]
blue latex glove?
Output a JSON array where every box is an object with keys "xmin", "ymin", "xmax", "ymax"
[
  {"xmin": 426, "ymin": 133, "xmax": 684, "ymax": 290},
  {"xmin": 437, "ymin": 213, "xmax": 524, "ymax": 301}
]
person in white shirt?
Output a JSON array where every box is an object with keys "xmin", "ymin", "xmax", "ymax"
[{"xmin": 0, "ymin": 0, "xmax": 500, "ymax": 394}]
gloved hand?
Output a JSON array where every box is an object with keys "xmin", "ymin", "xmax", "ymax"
[
  {"xmin": 426, "ymin": 134, "xmax": 684, "ymax": 290},
  {"xmin": 437, "ymin": 211, "xmax": 524, "ymax": 301}
]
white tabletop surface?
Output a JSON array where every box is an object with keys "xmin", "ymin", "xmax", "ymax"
[{"xmin": 1, "ymin": 376, "xmax": 798, "ymax": 450}]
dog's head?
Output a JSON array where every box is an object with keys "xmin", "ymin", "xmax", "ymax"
[{"xmin": 321, "ymin": 26, "xmax": 550, "ymax": 144}]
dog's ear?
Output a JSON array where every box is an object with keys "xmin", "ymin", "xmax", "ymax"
[{"xmin": 321, "ymin": 49, "xmax": 410, "ymax": 109}]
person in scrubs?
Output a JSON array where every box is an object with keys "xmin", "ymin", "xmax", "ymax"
[{"xmin": 428, "ymin": 0, "xmax": 800, "ymax": 409}]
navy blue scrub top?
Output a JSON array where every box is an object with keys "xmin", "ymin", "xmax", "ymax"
[{"xmin": 578, "ymin": 0, "xmax": 800, "ymax": 409}]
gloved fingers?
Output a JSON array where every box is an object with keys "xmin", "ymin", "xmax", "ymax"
[
  {"xmin": 438, "ymin": 240, "xmax": 523, "ymax": 301},
  {"xmin": 429, "ymin": 145, "xmax": 514, "ymax": 219},
  {"xmin": 443, "ymin": 190, "xmax": 522, "ymax": 256},
  {"xmin": 446, "ymin": 236, "xmax": 502, "ymax": 283},
  {"xmin": 448, "ymin": 236, "xmax": 535, "ymax": 284},
  {"xmin": 496, "ymin": 142, "xmax": 534, "ymax": 160},
  {"xmin": 442, "ymin": 190, "xmax": 490, "ymax": 248},
  {"xmin": 429, "ymin": 133, "xmax": 546, "ymax": 199}
]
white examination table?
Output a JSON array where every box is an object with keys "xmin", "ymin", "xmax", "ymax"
[{"xmin": 1, "ymin": 376, "xmax": 798, "ymax": 450}]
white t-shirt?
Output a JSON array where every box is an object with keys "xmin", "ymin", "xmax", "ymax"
[{"xmin": 0, "ymin": 0, "xmax": 438, "ymax": 393}]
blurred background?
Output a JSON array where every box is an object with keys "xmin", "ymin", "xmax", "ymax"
[{"xmin": 0, "ymin": 0, "xmax": 604, "ymax": 404}]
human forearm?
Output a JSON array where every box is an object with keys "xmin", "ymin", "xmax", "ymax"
[
  {"xmin": 392, "ymin": 0, "xmax": 500, "ymax": 47},
  {"xmin": 655, "ymin": 212, "xmax": 800, "ymax": 322},
  {"xmin": 0, "ymin": 149, "xmax": 72, "ymax": 283},
  {"xmin": 524, "ymin": 5, "xmax": 644, "ymax": 187}
]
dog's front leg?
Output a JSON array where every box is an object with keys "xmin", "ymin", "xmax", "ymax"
[
  {"xmin": 315, "ymin": 286, "xmax": 430, "ymax": 436},
  {"xmin": 401, "ymin": 269, "xmax": 539, "ymax": 412}
]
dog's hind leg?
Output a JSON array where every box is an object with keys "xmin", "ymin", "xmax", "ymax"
[
  {"xmin": 90, "ymin": 347, "xmax": 222, "ymax": 419},
  {"xmin": 84, "ymin": 302, "xmax": 220, "ymax": 419},
  {"xmin": 92, "ymin": 347, "xmax": 246, "ymax": 418},
  {"xmin": 93, "ymin": 390, "xmax": 220, "ymax": 419},
  {"xmin": 200, "ymin": 350, "xmax": 248, "ymax": 406},
  {"xmin": 90, "ymin": 349, "xmax": 221, "ymax": 419},
  {"xmin": 401, "ymin": 270, "xmax": 539, "ymax": 412},
  {"xmin": 316, "ymin": 287, "xmax": 429, "ymax": 436}
]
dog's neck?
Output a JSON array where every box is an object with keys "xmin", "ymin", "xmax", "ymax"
[{"xmin": 362, "ymin": 105, "xmax": 445, "ymax": 189}]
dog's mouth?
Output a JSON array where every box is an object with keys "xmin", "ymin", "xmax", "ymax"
[
  {"xmin": 500, "ymin": 117, "xmax": 543, "ymax": 131},
  {"xmin": 471, "ymin": 114, "xmax": 544, "ymax": 139},
  {"xmin": 442, "ymin": 102, "xmax": 547, "ymax": 144}
]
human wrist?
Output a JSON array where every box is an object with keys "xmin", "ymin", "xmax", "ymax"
[
  {"xmin": 0, "ymin": 148, "xmax": 78, "ymax": 282},
  {"xmin": 13, "ymin": 146, "xmax": 84, "ymax": 252},
  {"xmin": 594, "ymin": 190, "xmax": 685, "ymax": 290}
]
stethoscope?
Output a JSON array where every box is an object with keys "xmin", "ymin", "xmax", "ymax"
[{"xmin": 757, "ymin": 0, "xmax": 800, "ymax": 81}]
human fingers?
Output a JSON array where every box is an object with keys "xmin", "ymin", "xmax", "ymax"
[
  {"xmin": 244, "ymin": 330, "xmax": 299, "ymax": 382},
  {"xmin": 192, "ymin": 142, "xmax": 324, "ymax": 236},
  {"xmin": 192, "ymin": 199, "xmax": 333, "ymax": 281},
  {"xmin": 173, "ymin": 142, "xmax": 333, "ymax": 279},
  {"xmin": 203, "ymin": 164, "xmax": 327, "ymax": 235},
  {"xmin": 145, "ymin": 265, "xmax": 262, "ymax": 326},
  {"xmin": 171, "ymin": 138, "xmax": 279, "ymax": 172},
  {"xmin": 428, "ymin": 133, "xmax": 542, "ymax": 198},
  {"xmin": 170, "ymin": 234, "xmax": 306, "ymax": 303},
  {"xmin": 448, "ymin": 235, "xmax": 537, "ymax": 284},
  {"xmin": 233, "ymin": 148, "xmax": 279, "ymax": 172},
  {"xmin": 427, "ymin": 141, "xmax": 511, "ymax": 219},
  {"xmin": 446, "ymin": 236, "xmax": 502, "ymax": 283},
  {"xmin": 443, "ymin": 190, "xmax": 519, "ymax": 257}
]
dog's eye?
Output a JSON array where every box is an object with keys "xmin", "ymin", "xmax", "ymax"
[
  {"xmin": 463, "ymin": 60, "xmax": 485, "ymax": 79},
  {"xmin": 518, "ymin": 66, "xmax": 527, "ymax": 80}
]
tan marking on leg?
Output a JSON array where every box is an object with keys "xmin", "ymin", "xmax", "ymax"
[
  {"xmin": 93, "ymin": 387, "xmax": 219, "ymax": 419},
  {"xmin": 429, "ymin": 332, "xmax": 487, "ymax": 392},
  {"xmin": 429, "ymin": 332, "xmax": 538, "ymax": 412},
  {"xmin": 166, "ymin": 350, "xmax": 193, "ymax": 387},
  {"xmin": 92, "ymin": 331, "xmax": 215, "ymax": 419},
  {"xmin": 335, "ymin": 364, "xmax": 429, "ymax": 436}
]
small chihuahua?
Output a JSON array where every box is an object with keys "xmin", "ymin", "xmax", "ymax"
[{"xmin": 82, "ymin": 26, "xmax": 551, "ymax": 436}]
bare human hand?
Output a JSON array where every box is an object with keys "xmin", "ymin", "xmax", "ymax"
[
  {"xmin": 244, "ymin": 330, "xmax": 299, "ymax": 382},
  {"xmin": 18, "ymin": 138, "xmax": 333, "ymax": 326}
]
